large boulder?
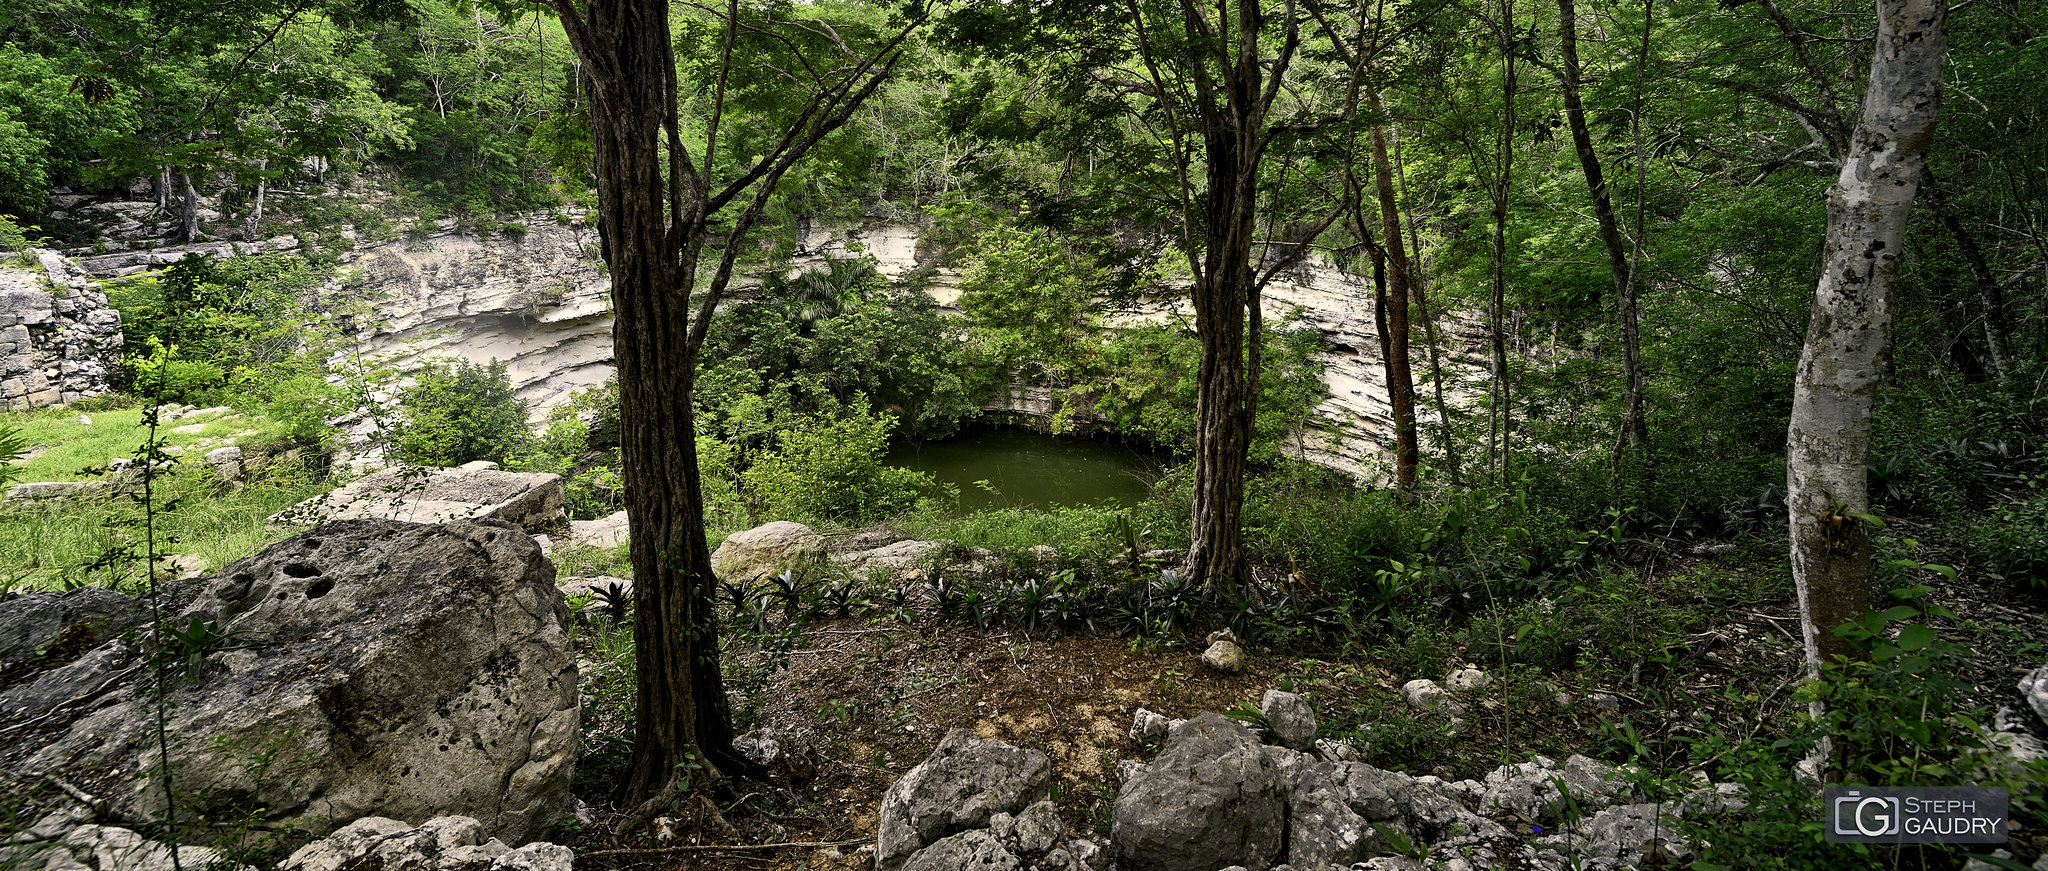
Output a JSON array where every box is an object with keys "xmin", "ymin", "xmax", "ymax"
[
  {"xmin": 875, "ymin": 729, "xmax": 1053, "ymax": 871},
  {"xmin": 279, "ymin": 815, "xmax": 573, "ymax": 871},
  {"xmin": 270, "ymin": 467, "xmax": 565, "ymax": 531},
  {"xmin": 1112, "ymin": 712, "xmax": 1287, "ymax": 871},
  {"xmin": 0, "ymin": 519, "xmax": 579, "ymax": 845},
  {"xmin": 2022, "ymin": 665, "xmax": 2048, "ymax": 725},
  {"xmin": 1288, "ymin": 761, "xmax": 1499, "ymax": 869},
  {"xmin": 711, "ymin": 521, "xmax": 825, "ymax": 586}
]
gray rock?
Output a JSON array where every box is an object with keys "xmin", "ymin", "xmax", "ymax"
[
  {"xmin": 565, "ymin": 510, "xmax": 629, "ymax": 550},
  {"xmin": 734, "ymin": 730, "xmax": 783, "ymax": 767},
  {"xmin": 4, "ymin": 481, "xmax": 108, "ymax": 503},
  {"xmin": 60, "ymin": 825, "xmax": 241, "ymax": 871},
  {"xmin": 458, "ymin": 460, "xmax": 502, "ymax": 470},
  {"xmin": 1479, "ymin": 754, "xmax": 1635, "ymax": 827},
  {"xmin": 1129, "ymin": 708, "xmax": 1172, "ymax": 744},
  {"xmin": 271, "ymin": 467, "xmax": 565, "ymax": 531},
  {"xmin": 835, "ymin": 539, "xmax": 942, "ymax": 575},
  {"xmin": 1112, "ymin": 712, "xmax": 1286, "ymax": 871},
  {"xmin": 711, "ymin": 521, "xmax": 825, "ymax": 586},
  {"xmin": 279, "ymin": 815, "xmax": 556, "ymax": 871},
  {"xmin": 1584, "ymin": 692, "xmax": 1621, "ymax": 715},
  {"xmin": 1402, "ymin": 679, "xmax": 1459, "ymax": 715},
  {"xmin": 1260, "ymin": 689, "xmax": 1318, "ymax": 750},
  {"xmin": 5, "ymin": 521, "xmax": 579, "ymax": 845},
  {"xmin": 1538, "ymin": 803, "xmax": 1690, "ymax": 865},
  {"xmin": 2021, "ymin": 665, "xmax": 2048, "ymax": 725},
  {"xmin": 989, "ymin": 801, "xmax": 1066, "ymax": 859},
  {"xmin": 1201, "ymin": 639, "xmax": 1246, "ymax": 674},
  {"xmin": 900, "ymin": 830, "xmax": 1020, "ymax": 871},
  {"xmin": 1314, "ymin": 737, "xmax": 1361, "ymax": 763},
  {"xmin": 204, "ymin": 446, "xmax": 245, "ymax": 482},
  {"xmin": 876, "ymin": 729, "xmax": 1053, "ymax": 871},
  {"xmin": 1447, "ymin": 666, "xmax": 1491, "ymax": 690},
  {"xmin": 0, "ymin": 587, "xmax": 147, "ymax": 670}
]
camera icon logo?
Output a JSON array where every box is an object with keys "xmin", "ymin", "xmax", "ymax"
[{"xmin": 1833, "ymin": 790, "xmax": 1902, "ymax": 837}]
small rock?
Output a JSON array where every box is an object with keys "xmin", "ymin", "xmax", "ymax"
[
  {"xmin": 1130, "ymin": 708, "xmax": 1172, "ymax": 744},
  {"xmin": 458, "ymin": 460, "xmax": 502, "ymax": 471},
  {"xmin": 1402, "ymin": 679, "xmax": 1456, "ymax": 714},
  {"xmin": 1554, "ymin": 691, "xmax": 1575, "ymax": 708},
  {"xmin": 1201, "ymin": 639, "xmax": 1246, "ymax": 674},
  {"xmin": 78, "ymin": 415, "xmax": 91, "ymax": 426},
  {"xmin": 1584, "ymin": 692, "xmax": 1621, "ymax": 715},
  {"xmin": 1260, "ymin": 689, "xmax": 1318, "ymax": 750},
  {"xmin": 1313, "ymin": 738, "xmax": 1360, "ymax": 763},
  {"xmin": 1447, "ymin": 666, "xmax": 1491, "ymax": 691}
]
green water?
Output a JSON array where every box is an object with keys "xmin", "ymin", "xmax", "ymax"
[{"xmin": 886, "ymin": 428, "xmax": 1161, "ymax": 512}]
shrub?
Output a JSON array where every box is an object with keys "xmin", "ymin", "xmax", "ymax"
[
  {"xmin": 738, "ymin": 403, "xmax": 939, "ymax": 525},
  {"xmin": 391, "ymin": 359, "xmax": 532, "ymax": 467}
]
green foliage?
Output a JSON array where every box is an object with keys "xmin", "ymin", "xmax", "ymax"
[
  {"xmin": 737, "ymin": 404, "xmax": 940, "ymax": 525},
  {"xmin": 121, "ymin": 339, "xmax": 227, "ymax": 403},
  {"xmin": 696, "ymin": 257, "xmax": 976, "ymax": 443},
  {"xmin": 391, "ymin": 359, "xmax": 531, "ymax": 467},
  {"xmin": 955, "ymin": 221, "xmax": 1103, "ymax": 392},
  {"xmin": 0, "ymin": 423, "xmax": 27, "ymax": 487},
  {"xmin": 0, "ymin": 213, "xmax": 37, "ymax": 250}
]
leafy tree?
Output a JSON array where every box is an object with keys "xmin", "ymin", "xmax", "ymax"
[
  {"xmin": 391, "ymin": 359, "xmax": 532, "ymax": 467},
  {"xmin": 537, "ymin": 0, "xmax": 929, "ymax": 813},
  {"xmin": 737, "ymin": 403, "xmax": 938, "ymax": 524}
]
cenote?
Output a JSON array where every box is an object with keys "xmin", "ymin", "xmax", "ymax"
[{"xmin": 885, "ymin": 427, "xmax": 1162, "ymax": 513}]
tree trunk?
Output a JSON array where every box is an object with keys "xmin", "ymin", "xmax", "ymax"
[
  {"xmin": 1787, "ymin": 0, "xmax": 1947, "ymax": 683},
  {"xmin": 1187, "ymin": 122, "xmax": 1258, "ymax": 592},
  {"xmin": 549, "ymin": 0, "xmax": 743, "ymax": 811},
  {"xmin": 245, "ymin": 159, "xmax": 268, "ymax": 242},
  {"xmin": 1554, "ymin": 0, "xmax": 1647, "ymax": 456},
  {"xmin": 1391, "ymin": 127, "xmax": 1461, "ymax": 485},
  {"xmin": 1487, "ymin": 0, "xmax": 1518, "ymax": 485},
  {"xmin": 173, "ymin": 172, "xmax": 199, "ymax": 244},
  {"xmin": 1367, "ymin": 103, "xmax": 1419, "ymax": 492},
  {"xmin": 1923, "ymin": 180, "xmax": 2011, "ymax": 381}
]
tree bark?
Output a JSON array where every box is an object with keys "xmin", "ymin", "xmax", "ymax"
[
  {"xmin": 1923, "ymin": 180, "xmax": 2011, "ymax": 381},
  {"xmin": 1554, "ymin": 0, "xmax": 1647, "ymax": 456},
  {"xmin": 173, "ymin": 172, "xmax": 199, "ymax": 244},
  {"xmin": 1487, "ymin": 0, "xmax": 1518, "ymax": 484},
  {"xmin": 1367, "ymin": 99, "xmax": 1419, "ymax": 492},
  {"xmin": 1390, "ymin": 127, "xmax": 1461, "ymax": 485},
  {"xmin": 245, "ymin": 158, "xmax": 268, "ymax": 241},
  {"xmin": 1787, "ymin": 0, "xmax": 1946, "ymax": 681},
  {"xmin": 543, "ymin": 0, "xmax": 742, "ymax": 811},
  {"xmin": 1186, "ymin": 120, "xmax": 1259, "ymax": 592}
]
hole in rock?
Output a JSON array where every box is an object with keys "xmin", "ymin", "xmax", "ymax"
[
  {"xmin": 283, "ymin": 562, "xmax": 320, "ymax": 578},
  {"xmin": 305, "ymin": 578, "xmax": 335, "ymax": 599}
]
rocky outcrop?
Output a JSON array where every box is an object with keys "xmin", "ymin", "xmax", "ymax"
[
  {"xmin": 875, "ymin": 730, "xmax": 1093, "ymax": 871},
  {"xmin": 271, "ymin": 466, "xmax": 565, "ymax": 531},
  {"xmin": 0, "ymin": 249, "xmax": 122, "ymax": 409},
  {"xmin": 0, "ymin": 519, "xmax": 580, "ymax": 845},
  {"xmin": 879, "ymin": 692, "xmax": 1754, "ymax": 871},
  {"xmin": 1113, "ymin": 713, "xmax": 1289, "ymax": 871}
]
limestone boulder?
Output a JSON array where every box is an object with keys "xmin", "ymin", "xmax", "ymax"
[
  {"xmin": 0, "ymin": 519, "xmax": 579, "ymax": 845},
  {"xmin": 279, "ymin": 815, "xmax": 573, "ymax": 871},
  {"xmin": 565, "ymin": 510, "xmax": 629, "ymax": 549},
  {"xmin": 1112, "ymin": 712, "xmax": 1287, "ymax": 871},
  {"xmin": 1260, "ymin": 689, "xmax": 1318, "ymax": 750},
  {"xmin": 711, "ymin": 521, "xmax": 825, "ymax": 586},
  {"xmin": 2022, "ymin": 664, "xmax": 2048, "ymax": 725},
  {"xmin": 271, "ymin": 466, "xmax": 565, "ymax": 531},
  {"xmin": 875, "ymin": 729, "xmax": 1053, "ymax": 871}
]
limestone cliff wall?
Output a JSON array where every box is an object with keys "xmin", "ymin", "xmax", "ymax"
[{"xmin": 0, "ymin": 250, "xmax": 123, "ymax": 410}]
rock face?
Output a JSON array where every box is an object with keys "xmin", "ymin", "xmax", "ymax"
[
  {"xmin": 0, "ymin": 519, "xmax": 580, "ymax": 845},
  {"xmin": 1112, "ymin": 712, "xmax": 1288, "ymax": 871},
  {"xmin": 875, "ymin": 729, "xmax": 1054, "ymax": 871},
  {"xmin": 711, "ymin": 521, "xmax": 826, "ymax": 586},
  {"xmin": 320, "ymin": 218, "xmax": 616, "ymax": 421},
  {"xmin": 0, "ymin": 249, "xmax": 122, "ymax": 410},
  {"xmin": 272, "ymin": 466, "xmax": 565, "ymax": 531}
]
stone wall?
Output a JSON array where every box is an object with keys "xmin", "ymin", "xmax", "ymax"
[{"xmin": 0, "ymin": 250, "xmax": 123, "ymax": 410}]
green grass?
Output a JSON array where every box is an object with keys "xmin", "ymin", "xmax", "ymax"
[
  {"xmin": 0, "ymin": 467, "xmax": 333, "ymax": 592},
  {"xmin": 3, "ymin": 403, "xmax": 293, "ymax": 483}
]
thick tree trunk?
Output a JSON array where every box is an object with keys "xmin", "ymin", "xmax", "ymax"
[
  {"xmin": 1787, "ymin": 0, "xmax": 1946, "ymax": 680},
  {"xmin": 1555, "ymin": 0, "xmax": 1648, "ymax": 456},
  {"xmin": 549, "ymin": 0, "xmax": 743, "ymax": 812},
  {"xmin": 1187, "ymin": 123, "xmax": 1258, "ymax": 592},
  {"xmin": 1368, "ymin": 109, "xmax": 1419, "ymax": 492}
]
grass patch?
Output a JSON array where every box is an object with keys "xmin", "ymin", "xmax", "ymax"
[
  {"xmin": 0, "ymin": 468, "xmax": 332, "ymax": 591},
  {"xmin": 4, "ymin": 403, "xmax": 292, "ymax": 483}
]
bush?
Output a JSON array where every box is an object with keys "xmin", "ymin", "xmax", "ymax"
[
  {"xmin": 122, "ymin": 338, "xmax": 227, "ymax": 403},
  {"xmin": 738, "ymin": 403, "xmax": 939, "ymax": 525},
  {"xmin": 391, "ymin": 359, "xmax": 532, "ymax": 467}
]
